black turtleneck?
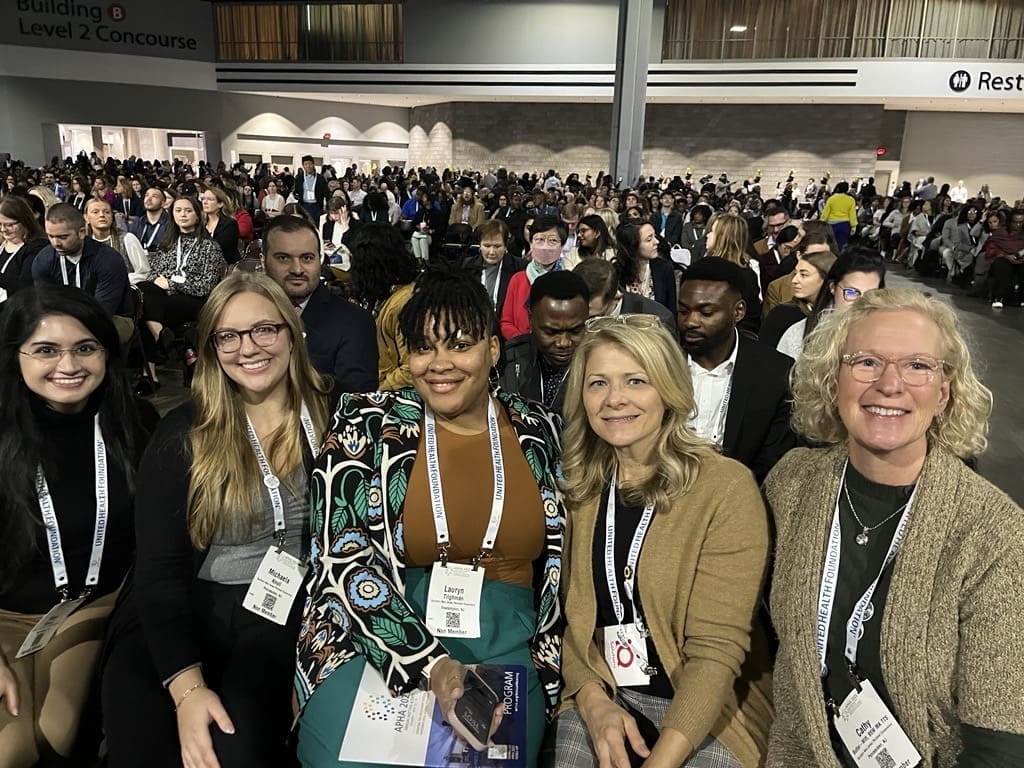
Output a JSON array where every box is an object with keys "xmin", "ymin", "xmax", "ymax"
[{"xmin": 0, "ymin": 395, "xmax": 136, "ymax": 614}]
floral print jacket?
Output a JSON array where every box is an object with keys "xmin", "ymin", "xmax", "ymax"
[{"xmin": 295, "ymin": 388, "xmax": 566, "ymax": 716}]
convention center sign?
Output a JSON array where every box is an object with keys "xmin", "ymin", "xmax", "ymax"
[{"xmin": 3, "ymin": 0, "xmax": 214, "ymax": 61}]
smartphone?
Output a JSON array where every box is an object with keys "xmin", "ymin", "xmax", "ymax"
[{"xmin": 452, "ymin": 667, "xmax": 500, "ymax": 751}]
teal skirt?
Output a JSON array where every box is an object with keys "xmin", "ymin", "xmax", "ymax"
[{"xmin": 298, "ymin": 567, "xmax": 545, "ymax": 767}]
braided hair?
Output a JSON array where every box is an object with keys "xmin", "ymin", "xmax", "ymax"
[{"xmin": 398, "ymin": 260, "xmax": 496, "ymax": 351}]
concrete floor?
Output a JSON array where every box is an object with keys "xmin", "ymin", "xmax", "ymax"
[{"xmin": 141, "ymin": 267, "xmax": 1024, "ymax": 507}]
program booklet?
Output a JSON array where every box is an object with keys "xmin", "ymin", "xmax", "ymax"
[{"xmin": 338, "ymin": 663, "xmax": 528, "ymax": 767}]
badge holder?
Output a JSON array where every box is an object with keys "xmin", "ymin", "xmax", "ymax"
[
  {"xmin": 17, "ymin": 588, "xmax": 88, "ymax": 659},
  {"xmin": 602, "ymin": 620, "xmax": 657, "ymax": 688},
  {"xmin": 829, "ymin": 665, "xmax": 921, "ymax": 768},
  {"xmin": 171, "ymin": 273, "xmax": 186, "ymax": 284},
  {"xmin": 242, "ymin": 529, "xmax": 307, "ymax": 626},
  {"xmin": 426, "ymin": 544, "xmax": 485, "ymax": 639}
]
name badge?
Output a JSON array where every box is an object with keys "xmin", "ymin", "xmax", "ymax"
[
  {"xmin": 833, "ymin": 680, "xmax": 921, "ymax": 768},
  {"xmin": 16, "ymin": 597, "xmax": 87, "ymax": 658},
  {"xmin": 242, "ymin": 547, "xmax": 306, "ymax": 625},
  {"xmin": 304, "ymin": 188, "xmax": 316, "ymax": 203},
  {"xmin": 425, "ymin": 562, "xmax": 483, "ymax": 638},
  {"xmin": 171, "ymin": 273, "xmax": 186, "ymax": 284},
  {"xmin": 602, "ymin": 623, "xmax": 651, "ymax": 687}
]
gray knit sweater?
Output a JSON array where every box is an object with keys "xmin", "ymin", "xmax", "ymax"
[{"xmin": 764, "ymin": 444, "xmax": 1024, "ymax": 767}]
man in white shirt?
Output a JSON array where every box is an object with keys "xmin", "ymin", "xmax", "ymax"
[
  {"xmin": 950, "ymin": 180, "xmax": 969, "ymax": 205},
  {"xmin": 678, "ymin": 257, "xmax": 795, "ymax": 482}
]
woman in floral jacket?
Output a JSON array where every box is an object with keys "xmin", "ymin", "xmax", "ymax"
[{"xmin": 295, "ymin": 265, "xmax": 566, "ymax": 767}]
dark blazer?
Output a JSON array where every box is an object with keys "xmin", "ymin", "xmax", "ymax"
[
  {"xmin": 300, "ymin": 284, "xmax": 379, "ymax": 404},
  {"xmin": 293, "ymin": 171, "xmax": 330, "ymax": 210},
  {"xmin": 321, "ymin": 217, "xmax": 362, "ymax": 249},
  {"xmin": 2, "ymin": 238, "xmax": 47, "ymax": 297},
  {"xmin": 649, "ymin": 255, "xmax": 677, "ymax": 313},
  {"xmin": 114, "ymin": 196, "xmax": 144, "ymax": 221},
  {"xmin": 32, "ymin": 237, "xmax": 130, "ymax": 316},
  {"xmin": 722, "ymin": 334, "xmax": 796, "ymax": 483},
  {"xmin": 619, "ymin": 292, "xmax": 677, "ymax": 337},
  {"xmin": 498, "ymin": 333, "xmax": 569, "ymax": 415},
  {"xmin": 650, "ymin": 210, "xmax": 683, "ymax": 246},
  {"xmin": 679, "ymin": 222, "xmax": 709, "ymax": 262},
  {"xmin": 208, "ymin": 215, "xmax": 240, "ymax": 264},
  {"xmin": 128, "ymin": 213, "xmax": 170, "ymax": 252},
  {"xmin": 462, "ymin": 252, "xmax": 525, "ymax": 320}
]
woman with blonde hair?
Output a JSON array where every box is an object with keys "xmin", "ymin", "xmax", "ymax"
[
  {"xmin": 764, "ymin": 288, "xmax": 1024, "ymax": 767},
  {"xmin": 101, "ymin": 271, "xmax": 330, "ymax": 768},
  {"xmin": 26, "ymin": 186, "xmax": 59, "ymax": 212},
  {"xmin": 553, "ymin": 314, "xmax": 773, "ymax": 768},
  {"xmin": 706, "ymin": 212, "xmax": 763, "ymax": 331}
]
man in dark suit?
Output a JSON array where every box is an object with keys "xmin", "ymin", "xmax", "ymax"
[
  {"xmin": 499, "ymin": 271, "xmax": 589, "ymax": 416},
  {"xmin": 678, "ymin": 257, "xmax": 795, "ymax": 482},
  {"xmin": 463, "ymin": 219, "xmax": 524, "ymax": 321},
  {"xmin": 293, "ymin": 155, "xmax": 330, "ymax": 224},
  {"xmin": 650, "ymin": 191, "xmax": 683, "ymax": 246},
  {"xmin": 261, "ymin": 216, "xmax": 378, "ymax": 404}
]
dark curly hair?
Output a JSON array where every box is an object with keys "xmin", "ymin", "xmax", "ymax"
[{"xmin": 349, "ymin": 224, "xmax": 419, "ymax": 312}]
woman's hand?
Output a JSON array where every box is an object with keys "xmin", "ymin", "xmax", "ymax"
[
  {"xmin": 176, "ymin": 687, "xmax": 235, "ymax": 768},
  {"xmin": 0, "ymin": 654, "xmax": 20, "ymax": 717},
  {"xmin": 576, "ymin": 682, "xmax": 651, "ymax": 768},
  {"xmin": 154, "ymin": 275, "xmax": 170, "ymax": 291},
  {"xmin": 430, "ymin": 657, "xmax": 503, "ymax": 750}
]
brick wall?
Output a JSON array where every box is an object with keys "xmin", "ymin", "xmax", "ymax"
[{"xmin": 409, "ymin": 102, "xmax": 883, "ymax": 188}]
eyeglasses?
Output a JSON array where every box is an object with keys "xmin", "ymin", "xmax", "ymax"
[
  {"xmin": 841, "ymin": 352, "xmax": 946, "ymax": 386},
  {"xmin": 19, "ymin": 343, "xmax": 104, "ymax": 362},
  {"xmin": 585, "ymin": 313, "xmax": 662, "ymax": 332},
  {"xmin": 209, "ymin": 323, "xmax": 288, "ymax": 353},
  {"xmin": 839, "ymin": 287, "xmax": 863, "ymax": 301},
  {"xmin": 530, "ymin": 237, "xmax": 562, "ymax": 246}
]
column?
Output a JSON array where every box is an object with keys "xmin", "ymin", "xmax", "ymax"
[{"xmin": 609, "ymin": 0, "xmax": 653, "ymax": 188}]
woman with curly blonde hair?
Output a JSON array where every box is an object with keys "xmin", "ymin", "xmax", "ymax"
[
  {"xmin": 554, "ymin": 315, "xmax": 773, "ymax": 768},
  {"xmin": 765, "ymin": 288, "xmax": 1024, "ymax": 767}
]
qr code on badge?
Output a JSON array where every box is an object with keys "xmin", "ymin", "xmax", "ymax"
[
  {"xmin": 262, "ymin": 593, "xmax": 277, "ymax": 612},
  {"xmin": 445, "ymin": 611, "xmax": 460, "ymax": 630},
  {"xmin": 875, "ymin": 747, "xmax": 896, "ymax": 768}
]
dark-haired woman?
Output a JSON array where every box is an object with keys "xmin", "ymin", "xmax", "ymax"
[
  {"xmin": 296, "ymin": 265, "xmax": 566, "ymax": 768},
  {"xmin": 615, "ymin": 222, "xmax": 676, "ymax": 313},
  {"xmin": 940, "ymin": 205, "xmax": 980, "ymax": 285},
  {"xmin": 820, "ymin": 182, "xmax": 858, "ymax": 252},
  {"xmin": 566, "ymin": 213, "xmax": 616, "ymax": 268},
  {"xmin": 0, "ymin": 196, "xmax": 48, "ymax": 307},
  {"xmin": 0, "ymin": 287, "xmax": 153, "ymax": 766},
  {"xmin": 136, "ymin": 196, "xmax": 225, "ymax": 384},
  {"xmin": 776, "ymin": 248, "xmax": 885, "ymax": 361},
  {"xmin": 349, "ymin": 223, "xmax": 421, "ymax": 390}
]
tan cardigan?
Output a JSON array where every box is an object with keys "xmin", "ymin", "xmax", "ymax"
[
  {"xmin": 764, "ymin": 445, "xmax": 1024, "ymax": 767},
  {"xmin": 376, "ymin": 282, "xmax": 415, "ymax": 391},
  {"xmin": 560, "ymin": 453, "xmax": 774, "ymax": 768}
]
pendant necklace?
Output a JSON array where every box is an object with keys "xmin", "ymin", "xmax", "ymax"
[{"xmin": 843, "ymin": 480, "xmax": 910, "ymax": 546}]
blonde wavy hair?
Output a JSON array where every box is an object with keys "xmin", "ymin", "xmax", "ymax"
[
  {"xmin": 707, "ymin": 212, "xmax": 750, "ymax": 267},
  {"xmin": 561, "ymin": 318, "xmax": 716, "ymax": 509},
  {"xmin": 187, "ymin": 272, "xmax": 331, "ymax": 548},
  {"xmin": 792, "ymin": 288, "xmax": 992, "ymax": 458}
]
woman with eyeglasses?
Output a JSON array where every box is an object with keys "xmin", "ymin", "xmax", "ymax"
[
  {"xmin": 764, "ymin": 288, "xmax": 1024, "ymax": 767},
  {"xmin": 776, "ymin": 247, "xmax": 885, "ymax": 362},
  {"xmin": 553, "ymin": 314, "xmax": 773, "ymax": 768},
  {"xmin": 296, "ymin": 265, "xmax": 566, "ymax": 767},
  {"xmin": 499, "ymin": 214, "xmax": 569, "ymax": 341},
  {"xmin": 102, "ymin": 272, "xmax": 330, "ymax": 768},
  {"xmin": 0, "ymin": 287, "xmax": 153, "ymax": 766}
]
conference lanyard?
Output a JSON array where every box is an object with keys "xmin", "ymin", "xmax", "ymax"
[
  {"xmin": 815, "ymin": 462, "xmax": 917, "ymax": 678},
  {"xmin": 175, "ymin": 237, "xmax": 195, "ymax": 274},
  {"xmin": 59, "ymin": 256, "xmax": 81, "ymax": 288},
  {"xmin": 424, "ymin": 397, "xmax": 505, "ymax": 566},
  {"xmin": 245, "ymin": 403, "xmax": 319, "ymax": 546},
  {"xmin": 604, "ymin": 472, "xmax": 656, "ymax": 626},
  {"xmin": 711, "ymin": 374, "xmax": 734, "ymax": 448},
  {"xmin": 36, "ymin": 415, "xmax": 108, "ymax": 601},
  {"xmin": 123, "ymin": 199, "xmax": 131, "ymax": 218},
  {"xmin": 481, "ymin": 266, "xmax": 500, "ymax": 307},
  {"xmin": 142, "ymin": 221, "xmax": 161, "ymax": 250},
  {"xmin": 1, "ymin": 250, "xmax": 17, "ymax": 276}
]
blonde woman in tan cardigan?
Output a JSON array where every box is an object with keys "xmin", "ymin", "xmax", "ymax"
[
  {"xmin": 765, "ymin": 288, "xmax": 1024, "ymax": 767},
  {"xmin": 553, "ymin": 314, "xmax": 773, "ymax": 768}
]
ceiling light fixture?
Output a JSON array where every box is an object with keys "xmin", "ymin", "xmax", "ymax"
[{"xmin": 730, "ymin": 25, "xmax": 748, "ymax": 32}]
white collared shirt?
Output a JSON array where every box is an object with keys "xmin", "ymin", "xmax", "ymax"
[{"xmin": 686, "ymin": 330, "xmax": 739, "ymax": 446}]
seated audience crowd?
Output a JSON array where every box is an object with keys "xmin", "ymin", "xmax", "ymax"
[{"xmin": 0, "ymin": 152, "xmax": 1020, "ymax": 768}]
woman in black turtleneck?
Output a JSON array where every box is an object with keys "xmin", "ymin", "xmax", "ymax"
[
  {"xmin": 136, "ymin": 195, "xmax": 226, "ymax": 384},
  {"xmin": 0, "ymin": 286, "xmax": 154, "ymax": 765}
]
